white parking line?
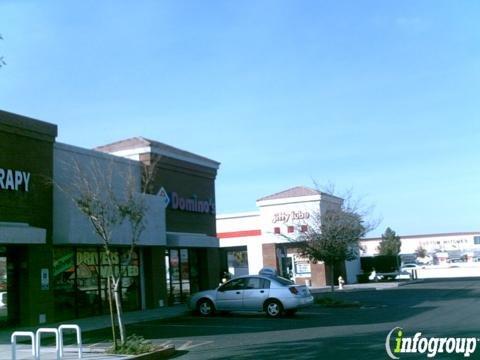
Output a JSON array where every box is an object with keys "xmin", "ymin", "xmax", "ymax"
[
  {"xmin": 177, "ymin": 341, "xmax": 213, "ymax": 350},
  {"xmin": 157, "ymin": 340, "xmax": 213, "ymax": 351}
]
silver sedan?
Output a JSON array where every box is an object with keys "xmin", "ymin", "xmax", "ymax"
[{"xmin": 188, "ymin": 275, "xmax": 314, "ymax": 317}]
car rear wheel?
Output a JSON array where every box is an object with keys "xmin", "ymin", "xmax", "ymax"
[
  {"xmin": 197, "ymin": 298, "xmax": 215, "ymax": 316},
  {"xmin": 265, "ymin": 299, "xmax": 283, "ymax": 318}
]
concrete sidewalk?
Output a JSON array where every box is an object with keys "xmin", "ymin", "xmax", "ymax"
[{"xmin": 0, "ymin": 305, "xmax": 188, "ymax": 359}]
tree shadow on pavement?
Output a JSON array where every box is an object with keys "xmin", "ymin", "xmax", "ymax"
[{"xmin": 202, "ymin": 330, "xmax": 473, "ymax": 360}]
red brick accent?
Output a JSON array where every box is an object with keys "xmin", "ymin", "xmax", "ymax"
[
  {"xmin": 217, "ymin": 229, "xmax": 261, "ymax": 238},
  {"xmin": 262, "ymin": 243, "xmax": 278, "ymax": 269},
  {"xmin": 311, "ymin": 262, "xmax": 327, "ymax": 287}
]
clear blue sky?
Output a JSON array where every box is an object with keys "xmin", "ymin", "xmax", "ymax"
[{"xmin": 1, "ymin": 1, "xmax": 479, "ymax": 237}]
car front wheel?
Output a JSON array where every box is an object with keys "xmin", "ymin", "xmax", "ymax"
[
  {"xmin": 197, "ymin": 298, "xmax": 215, "ymax": 316},
  {"xmin": 265, "ymin": 299, "xmax": 283, "ymax": 318}
]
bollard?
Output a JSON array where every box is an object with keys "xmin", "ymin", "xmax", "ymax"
[
  {"xmin": 36, "ymin": 327, "xmax": 59, "ymax": 359},
  {"xmin": 11, "ymin": 331, "xmax": 35, "ymax": 360},
  {"xmin": 58, "ymin": 324, "xmax": 82, "ymax": 359}
]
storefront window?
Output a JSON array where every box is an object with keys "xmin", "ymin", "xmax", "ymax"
[
  {"xmin": 294, "ymin": 258, "xmax": 312, "ymax": 276},
  {"xmin": 76, "ymin": 248, "xmax": 101, "ymax": 317},
  {"xmin": 120, "ymin": 249, "xmax": 140, "ymax": 311},
  {"xmin": 53, "ymin": 248, "xmax": 76, "ymax": 321},
  {"xmin": 54, "ymin": 247, "xmax": 141, "ymax": 320},
  {"xmin": 227, "ymin": 250, "xmax": 248, "ymax": 277}
]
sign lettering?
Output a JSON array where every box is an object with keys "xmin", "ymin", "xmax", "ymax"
[
  {"xmin": 170, "ymin": 191, "xmax": 215, "ymax": 214},
  {"xmin": 272, "ymin": 211, "xmax": 310, "ymax": 224},
  {"xmin": 0, "ymin": 168, "xmax": 31, "ymax": 192}
]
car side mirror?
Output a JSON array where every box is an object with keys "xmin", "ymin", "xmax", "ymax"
[{"xmin": 218, "ymin": 286, "xmax": 225, "ymax": 292}]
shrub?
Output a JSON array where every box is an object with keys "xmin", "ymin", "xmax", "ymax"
[{"xmin": 108, "ymin": 334, "xmax": 157, "ymax": 355}]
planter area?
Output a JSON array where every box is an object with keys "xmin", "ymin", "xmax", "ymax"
[{"xmin": 128, "ymin": 345, "xmax": 176, "ymax": 359}]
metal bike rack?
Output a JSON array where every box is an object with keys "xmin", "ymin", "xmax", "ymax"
[
  {"xmin": 11, "ymin": 323, "xmax": 82, "ymax": 359},
  {"xmin": 58, "ymin": 324, "xmax": 82, "ymax": 359},
  {"xmin": 11, "ymin": 331, "xmax": 35, "ymax": 360},
  {"xmin": 36, "ymin": 327, "xmax": 60, "ymax": 359}
]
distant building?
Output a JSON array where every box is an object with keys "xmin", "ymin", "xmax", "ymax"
[
  {"xmin": 360, "ymin": 232, "xmax": 480, "ymax": 261},
  {"xmin": 217, "ymin": 186, "xmax": 362, "ymax": 286}
]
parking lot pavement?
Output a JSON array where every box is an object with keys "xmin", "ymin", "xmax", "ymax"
[
  {"xmin": 4, "ymin": 278, "xmax": 479, "ymax": 359},
  {"xmin": 98, "ymin": 277, "xmax": 480, "ymax": 360}
]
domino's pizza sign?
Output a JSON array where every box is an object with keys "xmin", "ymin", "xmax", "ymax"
[{"xmin": 157, "ymin": 187, "xmax": 170, "ymax": 208}]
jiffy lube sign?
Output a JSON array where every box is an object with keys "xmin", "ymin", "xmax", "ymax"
[
  {"xmin": 272, "ymin": 211, "xmax": 310, "ymax": 224},
  {"xmin": 170, "ymin": 192, "xmax": 215, "ymax": 214},
  {"xmin": 0, "ymin": 168, "xmax": 31, "ymax": 192}
]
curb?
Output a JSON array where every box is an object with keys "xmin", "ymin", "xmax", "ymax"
[
  {"xmin": 128, "ymin": 345, "xmax": 175, "ymax": 359},
  {"xmin": 397, "ymin": 279, "xmax": 425, "ymax": 286},
  {"xmin": 310, "ymin": 279, "xmax": 425, "ymax": 294},
  {"xmin": 311, "ymin": 287, "xmax": 378, "ymax": 294}
]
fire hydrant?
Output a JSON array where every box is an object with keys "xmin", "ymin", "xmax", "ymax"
[{"xmin": 338, "ymin": 276, "xmax": 345, "ymax": 290}]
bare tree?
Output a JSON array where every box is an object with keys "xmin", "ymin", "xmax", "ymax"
[
  {"xmin": 289, "ymin": 186, "xmax": 377, "ymax": 292},
  {"xmin": 56, "ymin": 157, "xmax": 149, "ymax": 347}
]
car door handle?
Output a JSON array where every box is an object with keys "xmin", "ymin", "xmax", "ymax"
[
  {"xmin": 260, "ymin": 290, "xmax": 265, "ymax": 293},
  {"xmin": 236, "ymin": 291, "xmax": 241, "ymax": 294}
]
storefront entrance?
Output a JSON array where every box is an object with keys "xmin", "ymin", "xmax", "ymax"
[
  {"xmin": 0, "ymin": 246, "xmax": 23, "ymax": 327},
  {"xmin": 165, "ymin": 248, "xmax": 200, "ymax": 304}
]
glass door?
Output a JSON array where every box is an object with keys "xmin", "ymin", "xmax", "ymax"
[
  {"xmin": 166, "ymin": 248, "xmax": 191, "ymax": 304},
  {"xmin": 180, "ymin": 249, "xmax": 190, "ymax": 302},
  {"xmin": 167, "ymin": 249, "xmax": 181, "ymax": 304}
]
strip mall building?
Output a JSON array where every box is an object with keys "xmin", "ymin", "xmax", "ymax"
[
  {"xmin": 217, "ymin": 187, "xmax": 361, "ymax": 287},
  {"xmin": 0, "ymin": 110, "xmax": 220, "ymax": 326},
  {"xmin": 361, "ymin": 232, "xmax": 480, "ymax": 263}
]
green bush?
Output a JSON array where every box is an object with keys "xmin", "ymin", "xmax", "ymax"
[
  {"xmin": 356, "ymin": 273, "xmax": 370, "ymax": 283},
  {"xmin": 108, "ymin": 334, "xmax": 157, "ymax": 355}
]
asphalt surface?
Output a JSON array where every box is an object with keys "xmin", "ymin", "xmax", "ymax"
[{"xmin": 82, "ymin": 278, "xmax": 480, "ymax": 359}]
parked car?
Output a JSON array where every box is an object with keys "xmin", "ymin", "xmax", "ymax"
[
  {"xmin": 401, "ymin": 263, "xmax": 418, "ymax": 271},
  {"xmin": 188, "ymin": 274, "xmax": 313, "ymax": 318},
  {"xmin": 416, "ymin": 256, "xmax": 433, "ymax": 265},
  {"xmin": 396, "ymin": 263, "xmax": 419, "ymax": 279},
  {"xmin": 448, "ymin": 258, "xmax": 463, "ymax": 264}
]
